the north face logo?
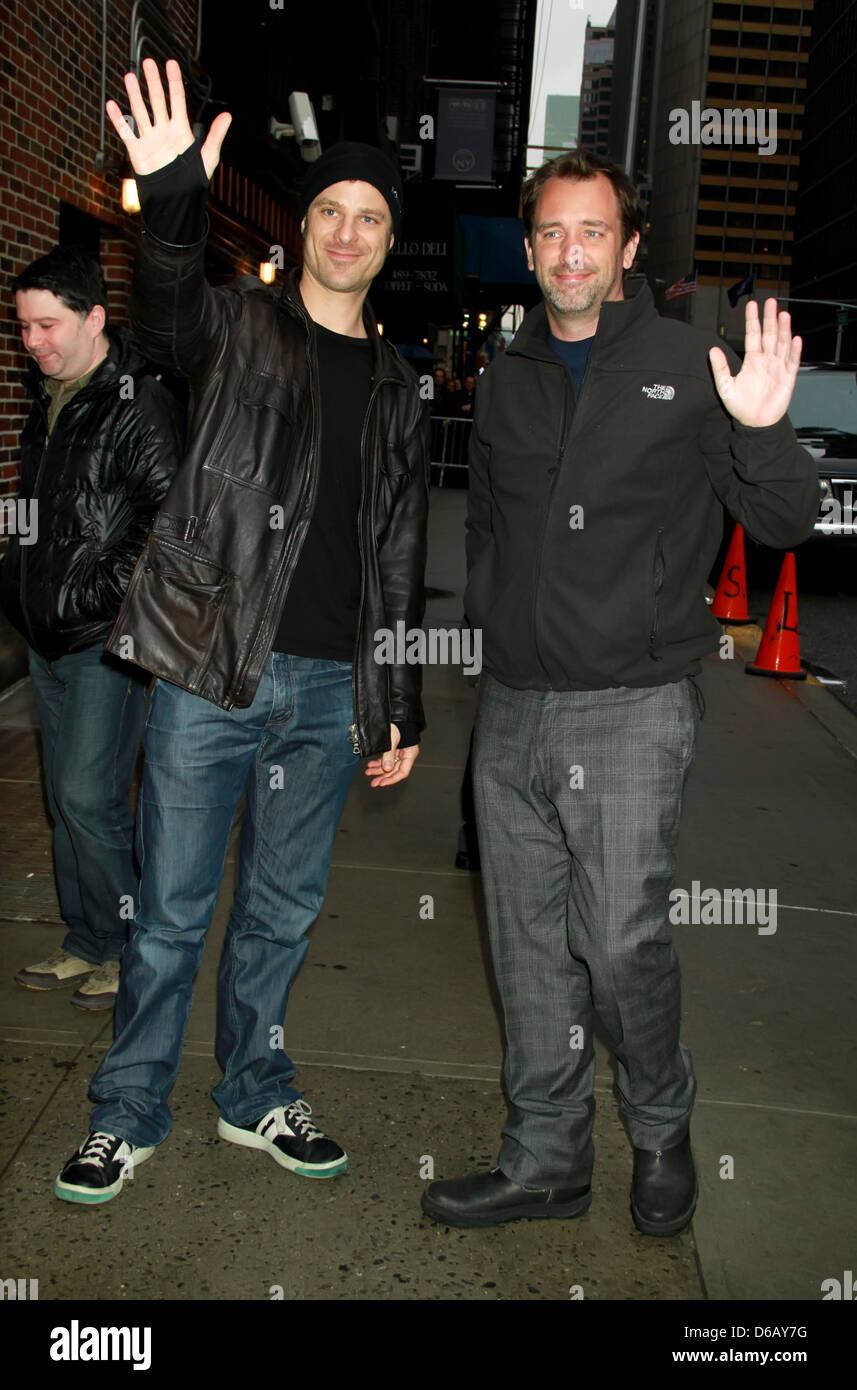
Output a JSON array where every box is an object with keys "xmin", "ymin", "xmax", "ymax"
[{"xmin": 642, "ymin": 384, "xmax": 676, "ymax": 401}]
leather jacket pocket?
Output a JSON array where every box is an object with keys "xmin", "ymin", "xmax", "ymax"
[
  {"xmin": 127, "ymin": 540, "xmax": 234, "ymax": 686},
  {"xmin": 204, "ymin": 369, "xmax": 304, "ymax": 494}
]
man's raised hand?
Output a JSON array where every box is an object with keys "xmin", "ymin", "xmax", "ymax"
[
  {"xmin": 106, "ymin": 57, "xmax": 231, "ymax": 181},
  {"xmin": 709, "ymin": 297, "xmax": 802, "ymax": 429}
]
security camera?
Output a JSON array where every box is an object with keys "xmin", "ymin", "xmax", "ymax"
[
  {"xmin": 269, "ymin": 117, "xmax": 295, "ymax": 141},
  {"xmin": 288, "ymin": 92, "xmax": 321, "ymax": 163}
]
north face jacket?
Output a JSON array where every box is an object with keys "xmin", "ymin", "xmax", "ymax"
[
  {"xmin": 464, "ymin": 281, "xmax": 819, "ymax": 691},
  {"xmin": 0, "ymin": 327, "xmax": 182, "ymax": 662}
]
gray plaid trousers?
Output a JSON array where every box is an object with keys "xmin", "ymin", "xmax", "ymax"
[{"xmin": 473, "ymin": 673, "xmax": 702, "ymax": 1187}]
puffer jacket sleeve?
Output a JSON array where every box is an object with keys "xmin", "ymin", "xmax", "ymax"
[{"xmin": 65, "ymin": 376, "xmax": 183, "ymax": 626}]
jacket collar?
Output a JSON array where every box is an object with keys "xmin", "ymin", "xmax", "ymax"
[
  {"xmin": 508, "ymin": 277, "xmax": 659, "ymax": 363},
  {"xmin": 277, "ymin": 265, "xmax": 412, "ymax": 388},
  {"xmin": 20, "ymin": 325, "xmax": 146, "ymax": 403}
]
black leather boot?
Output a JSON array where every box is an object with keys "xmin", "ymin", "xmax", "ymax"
[
  {"xmin": 631, "ymin": 1133, "xmax": 698, "ymax": 1236},
  {"xmin": 421, "ymin": 1167, "xmax": 591, "ymax": 1228}
]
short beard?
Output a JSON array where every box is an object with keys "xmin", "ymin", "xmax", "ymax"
[
  {"xmin": 542, "ymin": 277, "xmax": 603, "ymax": 317},
  {"xmin": 537, "ymin": 258, "xmax": 624, "ymax": 321}
]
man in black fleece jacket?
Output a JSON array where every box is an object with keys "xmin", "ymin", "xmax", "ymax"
[{"xmin": 422, "ymin": 151, "xmax": 818, "ymax": 1236}]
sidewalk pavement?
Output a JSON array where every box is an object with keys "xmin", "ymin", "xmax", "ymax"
[{"xmin": 0, "ymin": 487, "xmax": 855, "ymax": 1302}]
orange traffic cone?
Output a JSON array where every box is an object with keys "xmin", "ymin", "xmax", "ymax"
[
  {"xmin": 746, "ymin": 551, "xmax": 806, "ymax": 679},
  {"xmin": 712, "ymin": 523, "xmax": 752, "ymax": 623}
]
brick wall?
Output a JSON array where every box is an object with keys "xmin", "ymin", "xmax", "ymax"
[{"xmin": 0, "ymin": 0, "xmax": 198, "ymax": 550}]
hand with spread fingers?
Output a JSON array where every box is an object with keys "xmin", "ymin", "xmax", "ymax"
[
  {"xmin": 364, "ymin": 726, "xmax": 420, "ymax": 788},
  {"xmin": 709, "ymin": 297, "xmax": 802, "ymax": 428},
  {"xmin": 105, "ymin": 56, "xmax": 232, "ymax": 180}
]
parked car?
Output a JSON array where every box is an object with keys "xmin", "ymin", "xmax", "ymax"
[
  {"xmin": 787, "ymin": 364, "xmax": 857, "ymax": 543},
  {"xmin": 708, "ymin": 362, "xmax": 857, "ymax": 590}
]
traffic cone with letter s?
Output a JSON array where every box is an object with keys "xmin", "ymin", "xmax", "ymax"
[
  {"xmin": 712, "ymin": 523, "xmax": 752, "ymax": 623},
  {"xmin": 746, "ymin": 551, "xmax": 806, "ymax": 679}
]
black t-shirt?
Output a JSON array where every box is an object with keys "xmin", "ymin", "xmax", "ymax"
[{"xmin": 274, "ymin": 324, "xmax": 372, "ymax": 660}]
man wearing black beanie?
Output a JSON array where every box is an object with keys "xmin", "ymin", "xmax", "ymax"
[
  {"xmin": 297, "ymin": 140, "xmax": 404, "ymax": 242},
  {"xmin": 55, "ymin": 58, "xmax": 429, "ymax": 1206}
]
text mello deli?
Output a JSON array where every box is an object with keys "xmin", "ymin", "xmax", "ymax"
[{"xmin": 50, "ymin": 1321, "xmax": 151, "ymax": 1371}]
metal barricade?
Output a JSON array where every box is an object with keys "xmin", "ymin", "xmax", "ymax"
[{"xmin": 430, "ymin": 416, "xmax": 473, "ymax": 487}]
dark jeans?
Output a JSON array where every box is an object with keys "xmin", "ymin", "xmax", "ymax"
[
  {"xmin": 89, "ymin": 654, "xmax": 360, "ymax": 1148},
  {"xmin": 473, "ymin": 672, "xmax": 703, "ymax": 1188},
  {"xmin": 28, "ymin": 646, "xmax": 147, "ymax": 965}
]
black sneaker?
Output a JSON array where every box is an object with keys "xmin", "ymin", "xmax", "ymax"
[
  {"xmin": 55, "ymin": 1131, "xmax": 155, "ymax": 1205},
  {"xmin": 217, "ymin": 1100, "xmax": 348, "ymax": 1178}
]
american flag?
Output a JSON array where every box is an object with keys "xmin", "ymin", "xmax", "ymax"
[{"xmin": 665, "ymin": 271, "xmax": 697, "ymax": 301}]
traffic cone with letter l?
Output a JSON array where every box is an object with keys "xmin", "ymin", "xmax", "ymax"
[
  {"xmin": 746, "ymin": 551, "xmax": 806, "ymax": 679},
  {"xmin": 712, "ymin": 523, "xmax": 752, "ymax": 623}
]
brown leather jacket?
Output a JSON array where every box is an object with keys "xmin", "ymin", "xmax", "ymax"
[{"xmin": 106, "ymin": 237, "xmax": 429, "ymax": 758}]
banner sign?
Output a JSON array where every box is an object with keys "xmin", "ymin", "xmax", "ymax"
[{"xmin": 435, "ymin": 89, "xmax": 496, "ymax": 182}]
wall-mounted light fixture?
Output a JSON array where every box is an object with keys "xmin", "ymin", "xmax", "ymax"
[
  {"xmin": 121, "ymin": 177, "xmax": 141, "ymax": 214},
  {"xmin": 259, "ymin": 261, "xmax": 276, "ymax": 284}
]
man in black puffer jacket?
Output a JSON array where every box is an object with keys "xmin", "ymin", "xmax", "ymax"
[{"xmin": 2, "ymin": 246, "xmax": 182, "ymax": 1010}]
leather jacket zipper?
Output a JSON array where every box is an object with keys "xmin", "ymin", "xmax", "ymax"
[
  {"xmin": 349, "ymin": 377, "xmax": 385, "ymax": 758},
  {"xmin": 227, "ymin": 312, "xmax": 321, "ymax": 709}
]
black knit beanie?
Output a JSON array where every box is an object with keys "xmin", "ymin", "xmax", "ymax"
[{"xmin": 297, "ymin": 142, "xmax": 404, "ymax": 241}]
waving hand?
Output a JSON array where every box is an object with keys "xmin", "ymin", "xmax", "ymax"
[
  {"xmin": 709, "ymin": 298, "xmax": 802, "ymax": 428},
  {"xmin": 106, "ymin": 57, "xmax": 231, "ymax": 180}
]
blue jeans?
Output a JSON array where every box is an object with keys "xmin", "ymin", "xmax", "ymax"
[
  {"xmin": 89, "ymin": 654, "xmax": 360, "ymax": 1148},
  {"xmin": 28, "ymin": 646, "xmax": 147, "ymax": 964}
]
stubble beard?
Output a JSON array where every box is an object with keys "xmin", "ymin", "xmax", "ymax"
[{"xmin": 537, "ymin": 258, "xmax": 623, "ymax": 321}]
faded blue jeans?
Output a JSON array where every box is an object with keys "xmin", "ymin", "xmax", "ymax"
[
  {"xmin": 28, "ymin": 645, "xmax": 147, "ymax": 964},
  {"xmin": 89, "ymin": 654, "xmax": 360, "ymax": 1147}
]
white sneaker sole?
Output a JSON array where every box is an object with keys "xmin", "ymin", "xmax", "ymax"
[
  {"xmin": 217, "ymin": 1117, "xmax": 348, "ymax": 1178},
  {"xmin": 54, "ymin": 1145, "xmax": 156, "ymax": 1204},
  {"xmin": 16, "ymin": 970, "xmax": 95, "ymax": 991}
]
